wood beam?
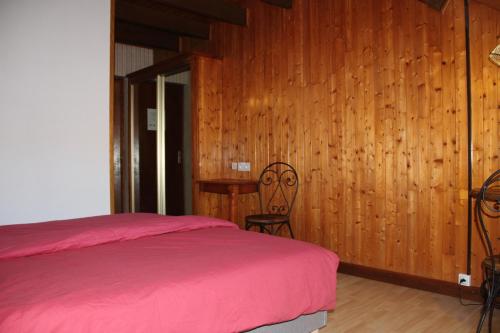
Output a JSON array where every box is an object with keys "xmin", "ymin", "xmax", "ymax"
[
  {"xmin": 262, "ymin": 0, "xmax": 292, "ymax": 9},
  {"xmin": 419, "ymin": 0, "xmax": 499, "ymax": 11},
  {"xmin": 179, "ymin": 36, "xmax": 220, "ymax": 59},
  {"xmin": 417, "ymin": 0, "xmax": 449, "ymax": 10},
  {"xmin": 116, "ymin": 1, "xmax": 210, "ymax": 39},
  {"xmin": 115, "ymin": 21, "xmax": 179, "ymax": 51},
  {"xmin": 153, "ymin": 0, "xmax": 246, "ymax": 26},
  {"xmin": 474, "ymin": 0, "xmax": 500, "ymax": 11}
]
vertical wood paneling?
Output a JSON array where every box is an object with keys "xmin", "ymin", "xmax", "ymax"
[
  {"xmin": 192, "ymin": 56, "xmax": 224, "ymax": 218},
  {"xmin": 452, "ymin": 0, "xmax": 469, "ymax": 285},
  {"xmin": 194, "ymin": 0, "xmax": 499, "ymax": 285},
  {"xmin": 469, "ymin": 0, "xmax": 500, "ymax": 285}
]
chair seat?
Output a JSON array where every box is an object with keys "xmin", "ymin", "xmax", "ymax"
[
  {"xmin": 482, "ymin": 255, "xmax": 500, "ymax": 272},
  {"xmin": 245, "ymin": 214, "xmax": 289, "ymax": 224}
]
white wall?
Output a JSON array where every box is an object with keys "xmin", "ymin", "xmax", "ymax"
[{"xmin": 0, "ymin": 0, "xmax": 111, "ymax": 224}]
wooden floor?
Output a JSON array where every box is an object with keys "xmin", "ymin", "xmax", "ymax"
[{"xmin": 320, "ymin": 273, "xmax": 499, "ymax": 333}]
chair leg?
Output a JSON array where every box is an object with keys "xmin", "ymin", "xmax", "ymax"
[
  {"xmin": 267, "ymin": 225, "xmax": 274, "ymax": 235},
  {"xmin": 488, "ymin": 302, "xmax": 494, "ymax": 333},
  {"xmin": 259, "ymin": 224, "xmax": 264, "ymax": 233},
  {"xmin": 287, "ymin": 222, "xmax": 294, "ymax": 239},
  {"xmin": 477, "ymin": 305, "xmax": 488, "ymax": 333},
  {"xmin": 477, "ymin": 280, "xmax": 496, "ymax": 333},
  {"xmin": 273, "ymin": 224, "xmax": 281, "ymax": 235},
  {"xmin": 488, "ymin": 283, "xmax": 500, "ymax": 333}
]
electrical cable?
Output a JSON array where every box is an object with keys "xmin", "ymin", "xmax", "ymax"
[{"xmin": 458, "ymin": 283, "xmax": 482, "ymax": 306}]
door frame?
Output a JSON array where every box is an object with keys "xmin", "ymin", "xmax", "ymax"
[
  {"xmin": 112, "ymin": 76, "xmax": 128, "ymax": 213},
  {"xmin": 127, "ymin": 55, "xmax": 193, "ymax": 214}
]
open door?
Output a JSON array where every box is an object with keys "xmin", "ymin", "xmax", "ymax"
[
  {"xmin": 129, "ymin": 65, "xmax": 192, "ymax": 215},
  {"xmin": 131, "ymin": 79, "xmax": 157, "ymax": 213},
  {"xmin": 164, "ymin": 82, "xmax": 185, "ymax": 215}
]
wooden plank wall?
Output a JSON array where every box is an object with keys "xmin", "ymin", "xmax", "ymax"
[
  {"xmin": 192, "ymin": 0, "xmax": 499, "ymax": 285},
  {"xmin": 469, "ymin": 1, "xmax": 500, "ymax": 285},
  {"xmin": 191, "ymin": 56, "xmax": 225, "ymax": 218}
]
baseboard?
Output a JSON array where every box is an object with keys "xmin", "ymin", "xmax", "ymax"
[{"xmin": 338, "ymin": 262, "xmax": 482, "ymax": 303}]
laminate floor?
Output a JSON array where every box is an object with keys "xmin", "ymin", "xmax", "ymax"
[{"xmin": 320, "ymin": 273, "xmax": 499, "ymax": 333}]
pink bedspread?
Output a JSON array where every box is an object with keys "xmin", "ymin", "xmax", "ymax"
[{"xmin": 0, "ymin": 214, "xmax": 339, "ymax": 333}]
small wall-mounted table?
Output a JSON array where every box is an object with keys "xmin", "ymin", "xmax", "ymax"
[
  {"xmin": 198, "ymin": 179, "xmax": 258, "ymax": 223},
  {"xmin": 470, "ymin": 188, "xmax": 500, "ymax": 203},
  {"xmin": 471, "ymin": 187, "xmax": 500, "ymax": 241}
]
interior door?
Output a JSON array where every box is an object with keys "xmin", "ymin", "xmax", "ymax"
[
  {"xmin": 164, "ymin": 83, "xmax": 185, "ymax": 215},
  {"xmin": 134, "ymin": 80, "xmax": 157, "ymax": 213},
  {"xmin": 129, "ymin": 64, "xmax": 192, "ymax": 216}
]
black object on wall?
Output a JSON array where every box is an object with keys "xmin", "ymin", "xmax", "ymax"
[{"xmin": 464, "ymin": 0, "xmax": 473, "ymax": 276}]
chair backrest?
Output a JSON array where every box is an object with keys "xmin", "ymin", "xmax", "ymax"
[
  {"xmin": 257, "ymin": 162, "xmax": 298, "ymax": 217},
  {"xmin": 476, "ymin": 169, "xmax": 500, "ymax": 259}
]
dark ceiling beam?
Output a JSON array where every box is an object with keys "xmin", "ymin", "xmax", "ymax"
[
  {"xmin": 262, "ymin": 0, "xmax": 292, "ymax": 9},
  {"xmin": 116, "ymin": 1, "xmax": 210, "ymax": 39},
  {"xmin": 419, "ymin": 0, "xmax": 500, "ymax": 11},
  {"xmin": 417, "ymin": 0, "xmax": 449, "ymax": 10},
  {"xmin": 153, "ymin": 0, "xmax": 246, "ymax": 26},
  {"xmin": 474, "ymin": 0, "xmax": 500, "ymax": 11},
  {"xmin": 115, "ymin": 21, "xmax": 180, "ymax": 51}
]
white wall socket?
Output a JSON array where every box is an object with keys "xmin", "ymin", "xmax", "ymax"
[
  {"xmin": 238, "ymin": 162, "xmax": 251, "ymax": 172},
  {"xmin": 230, "ymin": 162, "xmax": 251, "ymax": 172},
  {"xmin": 458, "ymin": 273, "xmax": 471, "ymax": 286}
]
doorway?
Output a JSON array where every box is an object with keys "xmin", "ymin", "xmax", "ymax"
[
  {"xmin": 130, "ymin": 68, "xmax": 192, "ymax": 215},
  {"xmin": 164, "ymin": 82, "xmax": 185, "ymax": 215}
]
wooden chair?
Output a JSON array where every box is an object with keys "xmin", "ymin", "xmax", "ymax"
[{"xmin": 245, "ymin": 162, "xmax": 298, "ymax": 238}]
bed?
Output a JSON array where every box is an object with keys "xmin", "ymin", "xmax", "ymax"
[{"xmin": 0, "ymin": 213, "xmax": 339, "ymax": 332}]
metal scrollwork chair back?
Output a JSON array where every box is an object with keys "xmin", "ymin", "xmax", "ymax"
[
  {"xmin": 245, "ymin": 162, "xmax": 298, "ymax": 238},
  {"xmin": 475, "ymin": 169, "xmax": 500, "ymax": 333}
]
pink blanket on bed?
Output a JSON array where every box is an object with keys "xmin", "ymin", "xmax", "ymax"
[{"xmin": 0, "ymin": 214, "xmax": 338, "ymax": 333}]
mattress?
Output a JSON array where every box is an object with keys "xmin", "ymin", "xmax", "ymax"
[{"xmin": 0, "ymin": 213, "xmax": 339, "ymax": 332}]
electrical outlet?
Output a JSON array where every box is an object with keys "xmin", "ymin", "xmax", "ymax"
[
  {"xmin": 231, "ymin": 162, "xmax": 238, "ymax": 170},
  {"xmin": 238, "ymin": 162, "xmax": 251, "ymax": 172},
  {"xmin": 458, "ymin": 273, "xmax": 471, "ymax": 286}
]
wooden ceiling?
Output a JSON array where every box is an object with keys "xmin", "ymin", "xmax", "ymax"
[
  {"xmin": 115, "ymin": 0, "xmax": 292, "ymax": 53},
  {"xmin": 418, "ymin": 0, "xmax": 449, "ymax": 10},
  {"xmin": 116, "ymin": 0, "xmax": 500, "ymax": 54},
  {"xmin": 475, "ymin": 0, "xmax": 500, "ymax": 11},
  {"xmin": 418, "ymin": 0, "xmax": 500, "ymax": 11}
]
